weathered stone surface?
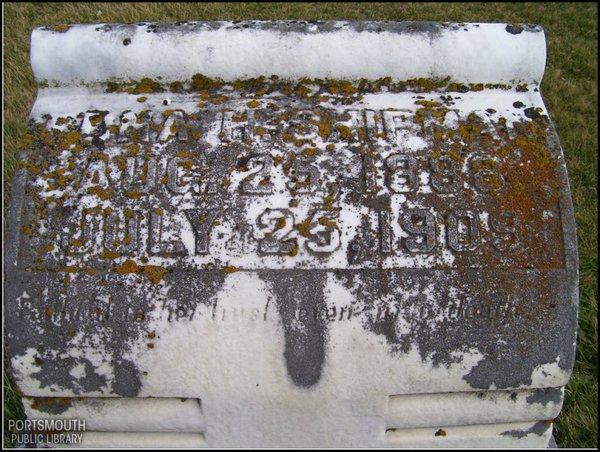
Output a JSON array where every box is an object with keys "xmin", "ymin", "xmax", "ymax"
[{"xmin": 6, "ymin": 21, "xmax": 577, "ymax": 447}]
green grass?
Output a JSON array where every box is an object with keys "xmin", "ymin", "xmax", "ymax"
[{"xmin": 3, "ymin": 2, "xmax": 597, "ymax": 447}]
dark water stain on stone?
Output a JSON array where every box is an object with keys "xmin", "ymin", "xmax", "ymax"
[
  {"xmin": 31, "ymin": 356, "xmax": 107, "ymax": 395},
  {"xmin": 260, "ymin": 271, "xmax": 328, "ymax": 388},
  {"xmin": 112, "ymin": 358, "xmax": 142, "ymax": 396},
  {"xmin": 526, "ymin": 387, "xmax": 562, "ymax": 406},
  {"xmin": 500, "ymin": 420, "xmax": 550, "ymax": 438},
  {"xmin": 335, "ymin": 268, "xmax": 577, "ymax": 391}
]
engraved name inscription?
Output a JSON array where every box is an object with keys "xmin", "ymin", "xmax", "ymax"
[{"xmin": 20, "ymin": 106, "xmax": 564, "ymax": 269}]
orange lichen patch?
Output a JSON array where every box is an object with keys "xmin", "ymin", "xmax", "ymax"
[
  {"xmin": 147, "ymin": 332, "xmax": 156, "ymax": 339},
  {"xmin": 224, "ymin": 266, "xmax": 239, "ymax": 273},
  {"xmin": 115, "ymin": 259, "xmax": 140, "ymax": 274},
  {"xmin": 198, "ymin": 90, "xmax": 210, "ymax": 101},
  {"xmin": 325, "ymin": 81, "xmax": 341, "ymax": 94},
  {"xmin": 60, "ymin": 266, "xmax": 96, "ymax": 275},
  {"xmin": 144, "ymin": 265, "xmax": 168, "ymax": 285},
  {"xmin": 289, "ymin": 243, "xmax": 299, "ymax": 257},
  {"xmin": 356, "ymin": 127, "xmax": 367, "ymax": 141},
  {"xmin": 326, "ymin": 144, "xmax": 335, "ymax": 152},
  {"xmin": 125, "ymin": 191, "xmax": 142, "ymax": 199},
  {"xmin": 296, "ymin": 216, "xmax": 314, "ymax": 238},
  {"xmin": 318, "ymin": 217, "xmax": 337, "ymax": 228},
  {"xmin": 56, "ymin": 173, "xmax": 72, "ymax": 189},
  {"xmin": 18, "ymin": 130, "xmax": 34, "ymax": 149},
  {"xmin": 444, "ymin": 114, "xmax": 563, "ymax": 270},
  {"xmin": 302, "ymin": 148, "xmax": 319, "ymax": 158},
  {"xmin": 70, "ymin": 238, "xmax": 85, "ymax": 247},
  {"xmin": 255, "ymin": 127, "xmax": 268, "ymax": 137},
  {"xmin": 59, "ymin": 131, "xmax": 82, "ymax": 150},
  {"xmin": 324, "ymin": 194, "xmax": 335, "ymax": 211},
  {"xmin": 210, "ymin": 95, "xmax": 228, "ymax": 104},
  {"xmin": 232, "ymin": 112, "xmax": 247, "ymax": 122},
  {"xmin": 87, "ymin": 187, "xmax": 113, "ymax": 200},
  {"xmin": 89, "ymin": 114, "xmax": 105, "ymax": 126},
  {"xmin": 45, "ymin": 308, "xmax": 54, "ymax": 317},
  {"xmin": 318, "ymin": 119, "xmax": 333, "ymax": 140},
  {"xmin": 446, "ymin": 82, "xmax": 469, "ymax": 92},
  {"xmin": 132, "ymin": 78, "xmax": 163, "ymax": 94},
  {"xmin": 497, "ymin": 118, "xmax": 558, "ymax": 216},
  {"xmin": 295, "ymin": 84, "xmax": 311, "ymax": 97},
  {"xmin": 446, "ymin": 150, "xmax": 461, "ymax": 162},
  {"xmin": 50, "ymin": 25, "xmax": 70, "ymax": 33},
  {"xmin": 336, "ymin": 124, "xmax": 352, "ymax": 141},
  {"xmin": 435, "ymin": 429, "xmax": 447, "ymax": 437},
  {"xmin": 275, "ymin": 217, "xmax": 286, "ymax": 230},
  {"xmin": 99, "ymin": 249, "xmax": 121, "ymax": 260},
  {"xmin": 457, "ymin": 114, "xmax": 487, "ymax": 145},
  {"xmin": 191, "ymin": 73, "xmax": 224, "ymax": 91},
  {"xmin": 415, "ymin": 100, "xmax": 442, "ymax": 108},
  {"xmin": 246, "ymin": 100, "xmax": 260, "ymax": 108},
  {"xmin": 339, "ymin": 81, "xmax": 358, "ymax": 94},
  {"xmin": 147, "ymin": 343, "xmax": 155, "ymax": 349},
  {"xmin": 112, "ymin": 155, "xmax": 127, "ymax": 171},
  {"xmin": 273, "ymin": 155, "xmax": 283, "ymax": 166}
]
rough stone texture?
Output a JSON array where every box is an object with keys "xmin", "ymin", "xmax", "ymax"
[{"xmin": 5, "ymin": 21, "xmax": 577, "ymax": 447}]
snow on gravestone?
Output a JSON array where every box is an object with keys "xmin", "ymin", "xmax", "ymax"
[{"xmin": 6, "ymin": 21, "xmax": 578, "ymax": 447}]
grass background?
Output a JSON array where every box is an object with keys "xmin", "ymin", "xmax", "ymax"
[{"xmin": 3, "ymin": 2, "xmax": 597, "ymax": 447}]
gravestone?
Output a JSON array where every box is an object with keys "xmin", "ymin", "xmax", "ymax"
[{"xmin": 6, "ymin": 21, "xmax": 578, "ymax": 447}]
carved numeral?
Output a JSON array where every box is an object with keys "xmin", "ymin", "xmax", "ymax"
[
  {"xmin": 257, "ymin": 208, "xmax": 296, "ymax": 255},
  {"xmin": 385, "ymin": 154, "xmax": 418, "ymax": 193},
  {"xmin": 431, "ymin": 155, "xmax": 461, "ymax": 193},
  {"xmin": 471, "ymin": 156, "xmax": 504, "ymax": 192},
  {"xmin": 400, "ymin": 209, "xmax": 436, "ymax": 252},
  {"xmin": 306, "ymin": 210, "xmax": 341, "ymax": 254},
  {"xmin": 240, "ymin": 155, "xmax": 274, "ymax": 194},
  {"xmin": 490, "ymin": 212, "xmax": 520, "ymax": 251},
  {"xmin": 447, "ymin": 210, "xmax": 481, "ymax": 252},
  {"xmin": 287, "ymin": 162, "xmax": 320, "ymax": 193}
]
